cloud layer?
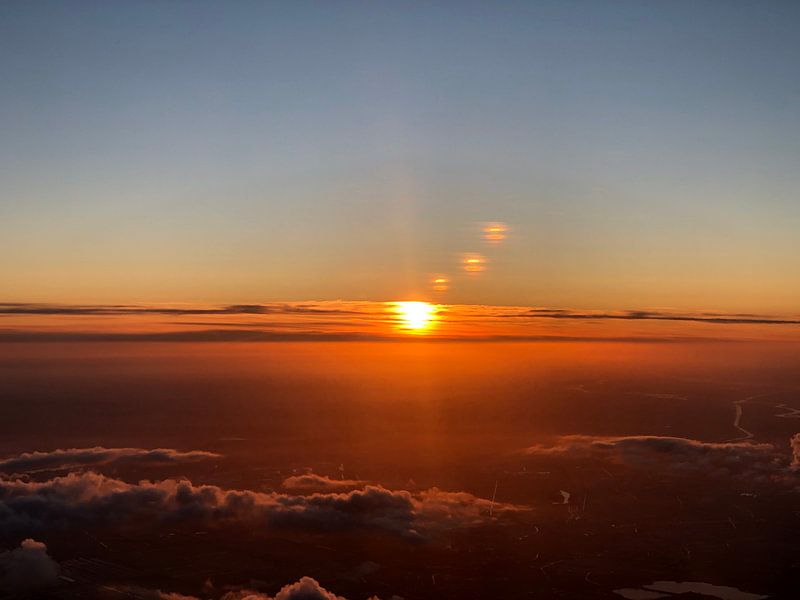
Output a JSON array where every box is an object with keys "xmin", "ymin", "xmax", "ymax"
[
  {"xmin": 221, "ymin": 577, "xmax": 347, "ymax": 600},
  {"xmin": 525, "ymin": 434, "xmax": 799, "ymax": 484},
  {"xmin": 0, "ymin": 302, "xmax": 362, "ymax": 317},
  {"xmin": 0, "ymin": 447, "xmax": 220, "ymax": 474},
  {"xmin": 2, "ymin": 301, "xmax": 798, "ymax": 343},
  {"xmin": 3, "ymin": 302, "xmax": 798, "ymax": 325},
  {"xmin": 144, "ymin": 576, "xmax": 400, "ymax": 600},
  {"xmin": 520, "ymin": 308, "xmax": 800, "ymax": 325},
  {"xmin": 0, "ymin": 472, "xmax": 520, "ymax": 539},
  {"xmin": 282, "ymin": 474, "xmax": 367, "ymax": 492}
]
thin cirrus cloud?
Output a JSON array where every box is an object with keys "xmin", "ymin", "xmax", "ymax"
[
  {"xmin": 0, "ymin": 330, "xmax": 752, "ymax": 343},
  {"xmin": 0, "ymin": 471, "xmax": 523, "ymax": 539},
  {"xmin": 0, "ymin": 302, "xmax": 365, "ymax": 316},
  {"xmin": 0, "ymin": 330, "xmax": 396, "ymax": 342},
  {"xmin": 519, "ymin": 308, "xmax": 800, "ymax": 326}
]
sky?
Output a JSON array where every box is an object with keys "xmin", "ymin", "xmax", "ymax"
[{"xmin": 1, "ymin": 1, "xmax": 799, "ymax": 312}]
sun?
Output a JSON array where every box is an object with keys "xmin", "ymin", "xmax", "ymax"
[{"xmin": 394, "ymin": 301, "xmax": 437, "ymax": 332}]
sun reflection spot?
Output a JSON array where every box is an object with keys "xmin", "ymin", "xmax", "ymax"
[{"xmin": 394, "ymin": 301, "xmax": 437, "ymax": 332}]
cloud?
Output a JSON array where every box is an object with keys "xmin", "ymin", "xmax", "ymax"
[
  {"xmin": 221, "ymin": 576, "xmax": 346, "ymax": 600},
  {"xmin": 123, "ymin": 588, "xmax": 202, "ymax": 600},
  {"xmin": 0, "ymin": 302, "xmax": 365, "ymax": 317},
  {"xmin": 5, "ymin": 301, "xmax": 797, "ymax": 325},
  {"xmin": 518, "ymin": 308, "xmax": 800, "ymax": 326},
  {"xmin": 0, "ymin": 538, "xmax": 60, "ymax": 593},
  {"xmin": 0, "ymin": 472, "xmax": 521, "ymax": 539},
  {"xmin": 137, "ymin": 577, "xmax": 403, "ymax": 600},
  {"xmin": 0, "ymin": 329, "xmax": 393, "ymax": 343},
  {"xmin": 791, "ymin": 433, "xmax": 800, "ymax": 467},
  {"xmin": 0, "ymin": 328, "xmax": 734, "ymax": 344},
  {"xmin": 282, "ymin": 474, "xmax": 367, "ymax": 491},
  {"xmin": 617, "ymin": 581, "xmax": 768, "ymax": 600},
  {"xmin": 525, "ymin": 434, "xmax": 799, "ymax": 484},
  {"xmin": 3, "ymin": 301, "xmax": 797, "ymax": 344},
  {"xmin": 0, "ymin": 447, "xmax": 220, "ymax": 474}
]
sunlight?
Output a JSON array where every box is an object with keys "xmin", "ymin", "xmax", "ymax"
[{"xmin": 394, "ymin": 301, "xmax": 437, "ymax": 332}]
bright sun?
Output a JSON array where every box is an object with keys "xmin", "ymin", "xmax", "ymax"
[{"xmin": 394, "ymin": 301, "xmax": 437, "ymax": 332}]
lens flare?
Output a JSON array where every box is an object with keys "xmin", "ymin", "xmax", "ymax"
[
  {"xmin": 394, "ymin": 301, "xmax": 437, "ymax": 332},
  {"xmin": 462, "ymin": 253, "xmax": 487, "ymax": 273},
  {"xmin": 483, "ymin": 222, "xmax": 508, "ymax": 243},
  {"xmin": 432, "ymin": 275, "xmax": 450, "ymax": 293}
]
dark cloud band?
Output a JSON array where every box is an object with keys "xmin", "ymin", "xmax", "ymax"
[{"xmin": 0, "ymin": 472, "xmax": 522, "ymax": 539}]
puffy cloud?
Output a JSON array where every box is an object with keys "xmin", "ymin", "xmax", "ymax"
[
  {"xmin": 123, "ymin": 588, "xmax": 205, "ymax": 600},
  {"xmin": 0, "ymin": 538, "xmax": 60, "ymax": 593},
  {"xmin": 0, "ymin": 447, "xmax": 220, "ymax": 474},
  {"xmin": 0, "ymin": 472, "xmax": 521, "ymax": 538},
  {"xmin": 525, "ymin": 434, "xmax": 799, "ymax": 483},
  {"xmin": 138, "ymin": 577, "xmax": 403, "ymax": 600},
  {"xmin": 282, "ymin": 474, "xmax": 366, "ymax": 491},
  {"xmin": 222, "ymin": 576, "xmax": 345, "ymax": 600},
  {"xmin": 791, "ymin": 433, "xmax": 800, "ymax": 467}
]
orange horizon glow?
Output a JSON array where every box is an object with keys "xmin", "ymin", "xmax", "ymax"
[{"xmin": 0, "ymin": 300, "xmax": 799, "ymax": 343}]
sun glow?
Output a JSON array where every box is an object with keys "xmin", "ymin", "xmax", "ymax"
[{"xmin": 394, "ymin": 301, "xmax": 437, "ymax": 332}]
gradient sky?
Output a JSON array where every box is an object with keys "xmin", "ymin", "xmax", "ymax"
[{"xmin": 2, "ymin": 1, "xmax": 799, "ymax": 312}]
